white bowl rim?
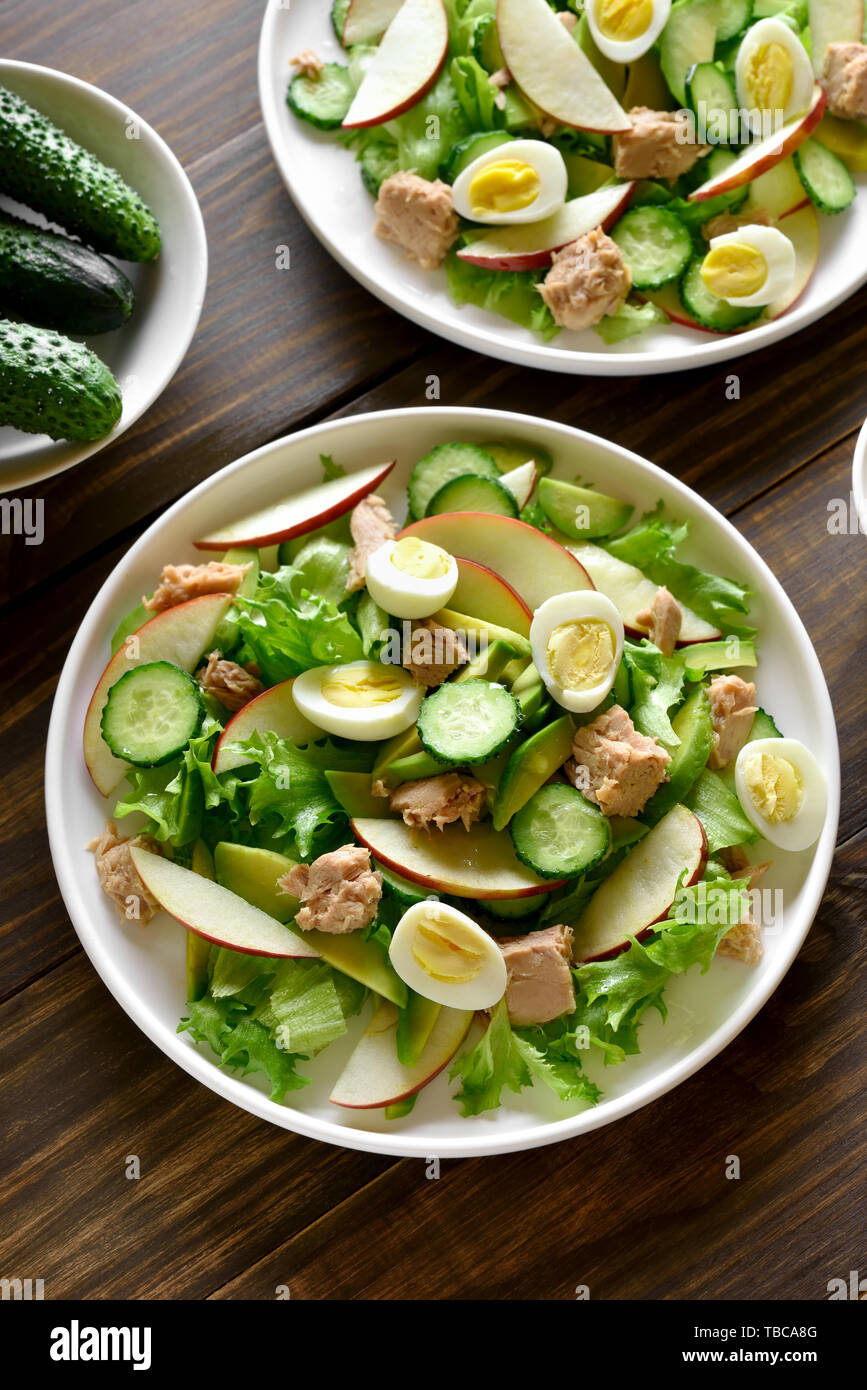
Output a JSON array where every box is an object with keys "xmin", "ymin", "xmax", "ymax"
[
  {"xmin": 851, "ymin": 417, "xmax": 867, "ymax": 537},
  {"xmin": 45, "ymin": 406, "xmax": 840, "ymax": 1157}
]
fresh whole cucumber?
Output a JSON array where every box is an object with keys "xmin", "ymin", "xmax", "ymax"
[
  {"xmin": 0, "ymin": 85, "xmax": 161, "ymax": 262},
  {"xmin": 0, "ymin": 319, "xmax": 122, "ymax": 441},
  {"xmin": 0, "ymin": 213, "xmax": 135, "ymax": 333}
]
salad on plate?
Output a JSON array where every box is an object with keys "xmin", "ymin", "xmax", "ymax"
[
  {"xmin": 284, "ymin": 0, "xmax": 866, "ymax": 343},
  {"xmin": 82, "ymin": 439, "xmax": 828, "ymax": 1121}
]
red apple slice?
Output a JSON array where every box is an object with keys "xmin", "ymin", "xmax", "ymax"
[
  {"xmin": 570, "ymin": 805, "xmax": 707, "ymax": 962},
  {"xmin": 213, "ymin": 678, "xmax": 322, "ymax": 774},
  {"xmin": 745, "ymin": 155, "xmax": 810, "ymax": 218},
  {"xmin": 765, "ymin": 204, "xmax": 819, "ymax": 319},
  {"xmin": 688, "ymin": 86, "xmax": 827, "ymax": 201},
  {"xmin": 498, "ymin": 459, "xmax": 538, "ymax": 508},
  {"xmin": 399, "ymin": 512, "xmax": 593, "ymax": 611},
  {"xmin": 195, "ymin": 460, "xmax": 396, "ymax": 550},
  {"xmin": 84, "ymin": 593, "xmax": 232, "ymax": 797},
  {"xmin": 809, "ymin": 0, "xmax": 864, "ymax": 76},
  {"xmin": 330, "ymin": 999, "xmax": 474, "ymax": 1108},
  {"xmin": 452, "ymin": 556, "xmax": 533, "ymax": 638},
  {"xmin": 497, "ymin": 0, "xmax": 631, "ymax": 133},
  {"xmin": 457, "ymin": 182, "xmax": 635, "ymax": 271},
  {"xmin": 350, "ymin": 816, "xmax": 567, "ymax": 897},
  {"xmin": 560, "ymin": 541, "xmax": 721, "ymax": 643},
  {"xmin": 129, "ymin": 847, "xmax": 320, "ymax": 958},
  {"xmin": 342, "ymin": 0, "xmax": 404, "ymax": 45},
  {"xmin": 342, "ymin": 0, "xmax": 449, "ymax": 129}
]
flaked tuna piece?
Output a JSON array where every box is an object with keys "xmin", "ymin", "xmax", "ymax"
[
  {"xmin": 402, "ymin": 618, "xmax": 468, "ymax": 687},
  {"xmin": 499, "ymin": 924, "xmax": 576, "ymax": 1026},
  {"xmin": 281, "ymin": 846, "xmax": 382, "ymax": 935},
  {"xmin": 707, "ymin": 674, "xmax": 757, "ymax": 770},
  {"xmin": 290, "ymin": 49, "xmax": 324, "ymax": 78},
  {"xmin": 374, "ymin": 171, "xmax": 460, "ymax": 269},
  {"xmin": 88, "ymin": 822, "xmax": 162, "ymax": 924},
  {"xmin": 556, "ymin": 9, "xmax": 578, "ymax": 30},
  {"xmin": 702, "ymin": 206, "xmax": 772, "ymax": 241},
  {"xmin": 718, "ymin": 915, "xmax": 763, "ymax": 965},
  {"xmin": 143, "ymin": 561, "xmax": 253, "ymax": 614},
  {"xmin": 196, "ymin": 650, "xmax": 264, "ymax": 712},
  {"xmin": 719, "ymin": 844, "xmax": 772, "ymax": 889},
  {"xmin": 389, "ymin": 772, "xmax": 486, "ymax": 831},
  {"xmin": 566, "ymin": 703, "xmax": 670, "ymax": 818},
  {"xmin": 613, "ymin": 107, "xmax": 709, "ymax": 181},
  {"xmin": 538, "ymin": 227, "xmax": 631, "ymax": 331},
  {"xmin": 635, "ymin": 585, "xmax": 682, "ymax": 656},
  {"xmin": 822, "ymin": 42, "xmax": 867, "ymax": 120},
  {"xmin": 347, "ymin": 493, "xmax": 396, "ymax": 593}
]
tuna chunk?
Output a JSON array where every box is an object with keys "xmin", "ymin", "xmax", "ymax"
[
  {"xmin": 290, "ymin": 49, "xmax": 324, "ymax": 78},
  {"xmin": 538, "ymin": 227, "xmax": 631, "ymax": 331},
  {"xmin": 499, "ymin": 924, "xmax": 576, "ymax": 1026},
  {"xmin": 389, "ymin": 772, "xmax": 486, "ymax": 831},
  {"xmin": 707, "ymin": 674, "xmax": 757, "ymax": 769},
  {"xmin": 402, "ymin": 619, "xmax": 468, "ymax": 687},
  {"xmin": 374, "ymin": 171, "xmax": 460, "ymax": 269},
  {"xmin": 822, "ymin": 42, "xmax": 867, "ymax": 120},
  {"xmin": 88, "ymin": 822, "xmax": 162, "ymax": 924},
  {"xmin": 281, "ymin": 846, "xmax": 382, "ymax": 935},
  {"xmin": 718, "ymin": 915, "xmax": 763, "ymax": 965},
  {"xmin": 566, "ymin": 704, "xmax": 670, "ymax": 818},
  {"xmin": 635, "ymin": 585, "xmax": 682, "ymax": 656},
  {"xmin": 144, "ymin": 561, "xmax": 252, "ymax": 614},
  {"xmin": 347, "ymin": 493, "xmax": 396, "ymax": 593},
  {"xmin": 613, "ymin": 106, "xmax": 709, "ymax": 181},
  {"xmin": 702, "ymin": 206, "xmax": 772, "ymax": 241},
  {"xmin": 196, "ymin": 650, "xmax": 264, "ymax": 712},
  {"xmin": 719, "ymin": 844, "xmax": 772, "ymax": 889}
]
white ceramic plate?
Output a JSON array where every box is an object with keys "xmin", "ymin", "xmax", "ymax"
[
  {"xmin": 852, "ymin": 418, "xmax": 867, "ymax": 536},
  {"xmin": 46, "ymin": 407, "xmax": 839, "ymax": 1157},
  {"xmin": 258, "ymin": 1, "xmax": 867, "ymax": 377},
  {"xmin": 0, "ymin": 61, "xmax": 208, "ymax": 493}
]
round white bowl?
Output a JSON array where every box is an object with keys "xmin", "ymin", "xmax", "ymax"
[
  {"xmin": 46, "ymin": 407, "xmax": 840, "ymax": 1157},
  {"xmin": 852, "ymin": 417, "xmax": 867, "ymax": 536},
  {"xmin": 258, "ymin": 1, "xmax": 867, "ymax": 377},
  {"xmin": 0, "ymin": 60, "xmax": 208, "ymax": 492}
]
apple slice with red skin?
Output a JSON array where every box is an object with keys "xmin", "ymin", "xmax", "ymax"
[
  {"xmin": 84, "ymin": 592, "xmax": 233, "ymax": 797},
  {"xmin": 342, "ymin": 0, "xmax": 449, "ymax": 129},
  {"xmin": 745, "ymin": 156, "xmax": 810, "ymax": 219},
  {"xmin": 213, "ymin": 677, "xmax": 322, "ymax": 774},
  {"xmin": 498, "ymin": 459, "xmax": 538, "ymax": 509},
  {"xmin": 350, "ymin": 816, "xmax": 568, "ymax": 898},
  {"xmin": 563, "ymin": 541, "xmax": 721, "ymax": 643},
  {"xmin": 195, "ymin": 460, "xmax": 396, "ymax": 550},
  {"xmin": 400, "ymin": 511, "xmax": 593, "ymax": 611},
  {"xmin": 808, "ymin": 0, "xmax": 864, "ymax": 76},
  {"xmin": 688, "ymin": 86, "xmax": 827, "ymax": 202},
  {"xmin": 570, "ymin": 805, "xmax": 707, "ymax": 962},
  {"xmin": 451, "ymin": 556, "xmax": 532, "ymax": 638},
  {"xmin": 329, "ymin": 998, "xmax": 474, "ymax": 1109},
  {"xmin": 129, "ymin": 847, "xmax": 320, "ymax": 958},
  {"xmin": 341, "ymin": 0, "xmax": 403, "ymax": 45},
  {"xmin": 497, "ymin": 0, "xmax": 631, "ymax": 133},
  {"xmin": 457, "ymin": 182, "xmax": 635, "ymax": 272}
]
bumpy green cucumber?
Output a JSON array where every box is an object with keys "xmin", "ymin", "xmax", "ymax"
[
  {"xmin": 0, "ymin": 319, "xmax": 122, "ymax": 441},
  {"xmin": 0, "ymin": 212, "xmax": 135, "ymax": 333}
]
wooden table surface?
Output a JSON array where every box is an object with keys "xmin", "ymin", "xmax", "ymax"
[{"xmin": 2, "ymin": 0, "xmax": 864, "ymax": 1302}]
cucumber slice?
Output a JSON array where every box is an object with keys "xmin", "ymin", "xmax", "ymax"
[
  {"xmin": 331, "ymin": 0, "xmax": 350, "ymax": 39},
  {"xmin": 685, "ymin": 62, "xmax": 739, "ymax": 144},
  {"xmin": 359, "ymin": 139, "xmax": 400, "ymax": 195},
  {"xmin": 480, "ymin": 438, "xmax": 555, "ymax": 476},
  {"xmin": 679, "ymin": 253, "xmax": 763, "ymax": 331},
  {"xmin": 481, "ymin": 893, "xmax": 548, "ymax": 920},
  {"xmin": 794, "ymin": 138, "xmax": 856, "ymax": 214},
  {"xmin": 509, "ymin": 783, "xmax": 611, "ymax": 879},
  {"xmin": 426, "ymin": 472, "xmax": 519, "ymax": 518},
  {"xmin": 610, "ymin": 206, "xmax": 693, "ymax": 290},
  {"xmin": 100, "ymin": 662, "xmax": 204, "ymax": 767},
  {"xmin": 537, "ymin": 476, "xmax": 633, "ymax": 539},
  {"xmin": 417, "ymin": 679, "xmax": 520, "ymax": 764},
  {"xmin": 407, "ymin": 441, "xmax": 501, "ymax": 520},
  {"xmin": 377, "ymin": 861, "xmax": 429, "ymax": 906},
  {"xmin": 440, "ymin": 130, "xmax": 515, "ymax": 183},
  {"xmin": 660, "ymin": 0, "xmax": 718, "ymax": 106},
  {"xmin": 287, "ymin": 63, "xmax": 354, "ymax": 130},
  {"xmin": 713, "ymin": 0, "xmax": 753, "ymax": 40},
  {"xmin": 748, "ymin": 706, "xmax": 782, "ymax": 741}
]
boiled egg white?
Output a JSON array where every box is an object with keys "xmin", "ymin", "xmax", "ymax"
[
  {"xmin": 734, "ymin": 737, "xmax": 827, "ymax": 851},
  {"xmin": 735, "ymin": 18, "xmax": 814, "ymax": 135},
  {"xmin": 701, "ymin": 224, "xmax": 796, "ymax": 307},
  {"xmin": 452, "ymin": 139, "xmax": 568, "ymax": 225},
  {"xmin": 365, "ymin": 536, "xmax": 458, "ymax": 619},
  {"xmin": 530, "ymin": 590, "xmax": 624, "ymax": 713},
  {"xmin": 586, "ymin": 0, "xmax": 672, "ymax": 64},
  {"xmin": 292, "ymin": 660, "xmax": 422, "ymax": 741},
  {"xmin": 389, "ymin": 900, "xmax": 507, "ymax": 1009}
]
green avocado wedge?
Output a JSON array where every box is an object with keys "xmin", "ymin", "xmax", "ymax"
[
  {"xmin": 641, "ymin": 685, "xmax": 714, "ymax": 826},
  {"xmin": 538, "ymin": 477, "xmax": 634, "ymax": 540},
  {"xmin": 492, "ymin": 715, "xmax": 575, "ymax": 831},
  {"xmin": 186, "ymin": 841, "xmax": 215, "ymax": 1002},
  {"xmin": 397, "ymin": 991, "xmax": 442, "ymax": 1066}
]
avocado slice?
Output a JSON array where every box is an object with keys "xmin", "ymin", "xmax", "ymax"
[
  {"xmin": 397, "ymin": 990, "xmax": 442, "ymax": 1066},
  {"xmin": 538, "ymin": 477, "xmax": 634, "ymax": 540},
  {"xmin": 641, "ymin": 685, "xmax": 714, "ymax": 826},
  {"xmin": 186, "ymin": 840, "xmax": 215, "ymax": 1002},
  {"xmin": 492, "ymin": 715, "xmax": 575, "ymax": 831}
]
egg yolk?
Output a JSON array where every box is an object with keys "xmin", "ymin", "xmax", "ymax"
[
  {"xmin": 390, "ymin": 537, "xmax": 451, "ymax": 580},
  {"xmin": 469, "ymin": 160, "xmax": 540, "ymax": 217},
  {"xmin": 743, "ymin": 44, "xmax": 793, "ymax": 112},
  {"xmin": 321, "ymin": 667, "xmax": 402, "ymax": 708},
  {"xmin": 743, "ymin": 752, "xmax": 804, "ymax": 824},
  {"xmin": 701, "ymin": 242, "xmax": 768, "ymax": 299},
  {"xmin": 546, "ymin": 618, "xmax": 614, "ymax": 693},
  {"xmin": 595, "ymin": 0, "xmax": 653, "ymax": 41},
  {"xmin": 411, "ymin": 910, "xmax": 485, "ymax": 983}
]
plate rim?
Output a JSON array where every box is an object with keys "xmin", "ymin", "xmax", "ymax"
[
  {"xmin": 0, "ymin": 58, "xmax": 208, "ymax": 492},
  {"xmin": 851, "ymin": 418, "xmax": 867, "ymax": 536},
  {"xmin": 45, "ymin": 405, "xmax": 840, "ymax": 1157}
]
